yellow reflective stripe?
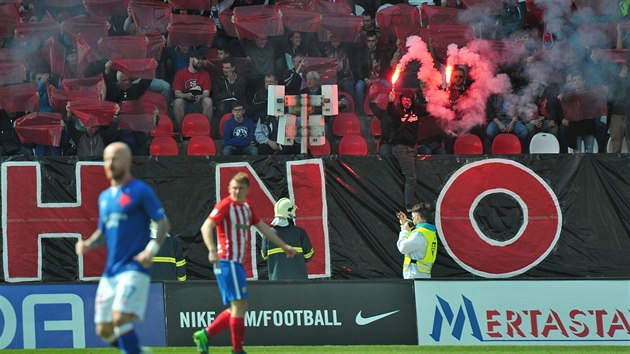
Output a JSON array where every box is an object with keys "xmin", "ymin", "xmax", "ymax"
[
  {"xmin": 178, "ymin": 275, "xmax": 187, "ymax": 281},
  {"xmin": 176, "ymin": 259, "xmax": 187, "ymax": 267},
  {"xmin": 260, "ymin": 250, "xmax": 269, "ymax": 261},
  {"xmin": 267, "ymin": 247, "xmax": 304, "ymax": 256},
  {"xmin": 303, "ymin": 249, "xmax": 314, "ymax": 259},
  {"xmin": 152, "ymin": 257, "xmax": 176, "ymax": 264}
]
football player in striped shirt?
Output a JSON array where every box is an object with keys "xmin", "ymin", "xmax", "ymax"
[{"xmin": 193, "ymin": 172, "xmax": 296, "ymax": 354}]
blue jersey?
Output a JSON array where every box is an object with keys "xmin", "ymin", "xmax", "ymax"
[{"xmin": 98, "ymin": 179, "xmax": 166, "ymax": 277}]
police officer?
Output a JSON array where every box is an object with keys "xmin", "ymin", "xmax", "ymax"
[
  {"xmin": 395, "ymin": 202, "xmax": 437, "ymax": 279},
  {"xmin": 261, "ymin": 198, "xmax": 314, "ymax": 280}
]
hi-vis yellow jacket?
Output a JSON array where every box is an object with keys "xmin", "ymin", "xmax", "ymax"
[{"xmin": 397, "ymin": 223, "xmax": 437, "ymax": 279}]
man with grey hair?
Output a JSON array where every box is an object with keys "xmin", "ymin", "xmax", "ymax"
[{"xmin": 299, "ymin": 71, "xmax": 322, "ymax": 96}]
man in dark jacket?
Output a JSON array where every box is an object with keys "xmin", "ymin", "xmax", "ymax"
[
  {"xmin": 387, "ymin": 88, "xmax": 427, "ymax": 211},
  {"xmin": 261, "ymin": 198, "xmax": 313, "ymax": 280}
]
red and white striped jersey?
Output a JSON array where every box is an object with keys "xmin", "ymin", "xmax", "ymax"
[{"xmin": 208, "ymin": 197, "xmax": 260, "ymax": 263}]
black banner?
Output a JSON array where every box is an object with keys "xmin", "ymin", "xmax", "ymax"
[
  {"xmin": 1, "ymin": 154, "xmax": 630, "ymax": 282},
  {"xmin": 164, "ymin": 280, "xmax": 417, "ymax": 346}
]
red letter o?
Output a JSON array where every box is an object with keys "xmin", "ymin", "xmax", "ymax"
[{"xmin": 436, "ymin": 159, "xmax": 562, "ymax": 277}]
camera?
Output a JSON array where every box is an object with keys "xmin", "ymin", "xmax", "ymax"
[{"xmin": 406, "ymin": 220, "xmax": 414, "ymax": 228}]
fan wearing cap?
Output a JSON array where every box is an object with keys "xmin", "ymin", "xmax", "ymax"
[
  {"xmin": 172, "ymin": 51, "xmax": 213, "ymax": 133},
  {"xmin": 261, "ymin": 198, "xmax": 314, "ymax": 281}
]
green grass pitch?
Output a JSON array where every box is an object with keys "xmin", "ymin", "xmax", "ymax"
[{"xmin": 2, "ymin": 346, "xmax": 630, "ymax": 354}]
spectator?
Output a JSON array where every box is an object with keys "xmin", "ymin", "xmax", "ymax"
[
  {"xmin": 64, "ymin": 102, "xmax": 120, "ymax": 157},
  {"xmin": 388, "ymin": 88, "xmax": 427, "ymax": 211},
  {"xmin": 104, "ymin": 62, "xmax": 152, "ymax": 155},
  {"xmin": 558, "ymin": 72, "xmax": 599, "ymax": 153},
  {"xmin": 323, "ymin": 36, "xmax": 356, "ymax": 101},
  {"xmin": 525, "ymin": 81, "xmax": 560, "ymax": 148},
  {"xmin": 497, "ymin": 0, "xmax": 524, "ymax": 40},
  {"xmin": 242, "ymin": 35, "xmax": 278, "ymax": 103},
  {"xmin": 165, "ymin": 45, "xmax": 208, "ymax": 83},
  {"xmin": 223, "ymin": 100, "xmax": 258, "ymax": 156},
  {"xmin": 212, "ymin": 57, "xmax": 246, "ymax": 126},
  {"xmin": 299, "ymin": 71, "xmax": 328, "ymax": 141},
  {"xmin": 0, "ymin": 110, "xmax": 32, "ymax": 156},
  {"xmin": 486, "ymin": 93, "xmax": 528, "ymax": 151},
  {"xmin": 255, "ymin": 76, "xmax": 299, "ymax": 155},
  {"xmin": 300, "ymin": 71, "xmax": 322, "ymax": 96},
  {"xmin": 33, "ymin": 76, "xmax": 67, "ymax": 156},
  {"xmin": 262, "ymin": 198, "xmax": 314, "ymax": 280},
  {"xmin": 597, "ymin": 59, "xmax": 629, "ymax": 153},
  {"xmin": 252, "ymin": 73, "xmax": 278, "ymax": 121},
  {"xmin": 104, "ymin": 62, "xmax": 151, "ymax": 102},
  {"xmin": 276, "ymin": 31, "xmax": 319, "ymax": 74},
  {"xmin": 209, "ymin": 0, "xmax": 235, "ymax": 51},
  {"xmin": 442, "ymin": 66, "xmax": 486, "ymax": 153},
  {"xmin": 360, "ymin": 10, "xmax": 382, "ymax": 38},
  {"xmin": 282, "ymin": 53, "xmax": 307, "ymax": 95},
  {"xmin": 172, "ymin": 52, "xmax": 213, "ymax": 132},
  {"xmin": 352, "ymin": 31, "xmax": 384, "ymax": 114}
]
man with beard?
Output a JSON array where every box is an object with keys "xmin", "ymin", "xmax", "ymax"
[{"xmin": 172, "ymin": 52, "xmax": 213, "ymax": 133}]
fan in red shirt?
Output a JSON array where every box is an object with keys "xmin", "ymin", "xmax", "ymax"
[
  {"xmin": 172, "ymin": 51, "xmax": 213, "ymax": 133},
  {"xmin": 193, "ymin": 172, "xmax": 296, "ymax": 354}
]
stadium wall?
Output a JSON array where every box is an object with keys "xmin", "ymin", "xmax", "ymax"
[{"xmin": 2, "ymin": 154, "xmax": 630, "ymax": 282}]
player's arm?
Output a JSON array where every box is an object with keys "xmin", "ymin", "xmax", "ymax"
[
  {"xmin": 75, "ymin": 229, "xmax": 106, "ymax": 255},
  {"xmin": 255, "ymin": 221, "xmax": 297, "ymax": 258},
  {"xmin": 201, "ymin": 218, "xmax": 220, "ymax": 265},
  {"xmin": 152, "ymin": 217, "xmax": 171, "ymax": 247},
  {"xmin": 135, "ymin": 216, "xmax": 171, "ymax": 268}
]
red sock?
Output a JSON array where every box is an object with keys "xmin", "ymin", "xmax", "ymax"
[
  {"xmin": 230, "ymin": 316, "xmax": 245, "ymax": 353},
  {"xmin": 206, "ymin": 309, "xmax": 231, "ymax": 338}
]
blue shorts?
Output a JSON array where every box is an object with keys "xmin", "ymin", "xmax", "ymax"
[{"xmin": 214, "ymin": 260, "xmax": 248, "ymax": 306}]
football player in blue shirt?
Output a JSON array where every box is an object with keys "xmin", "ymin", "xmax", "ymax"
[{"xmin": 76, "ymin": 142, "xmax": 170, "ymax": 354}]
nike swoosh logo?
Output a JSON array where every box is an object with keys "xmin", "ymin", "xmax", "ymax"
[{"xmin": 355, "ymin": 310, "xmax": 400, "ymax": 326}]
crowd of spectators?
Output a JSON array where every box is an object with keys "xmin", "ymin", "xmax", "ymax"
[{"xmin": 0, "ymin": 0, "xmax": 628, "ymax": 157}]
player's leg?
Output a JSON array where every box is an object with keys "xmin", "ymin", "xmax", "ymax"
[
  {"xmin": 194, "ymin": 260, "xmax": 232, "ymax": 354},
  {"xmin": 230, "ymin": 299, "xmax": 248, "ymax": 354},
  {"xmin": 228, "ymin": 262, "xmax": 248, "ymax": 354},
  {"xmin": 94, "ymin": 277, "xmax": 118, "ymax": 347},
  {"xmin": 112, "ymin": 271, "xmax": 151, "ymax": 354}
]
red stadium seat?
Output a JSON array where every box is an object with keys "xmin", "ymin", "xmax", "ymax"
[
  {"xmin": 149, "ymin": 136, "xmax": 179, "ymax": 156},
  {"xmin": 308, "ymin": 139, "xmax": 331, "ymax": 155},
  {"xmin": 151, "ymin": 114, "xmax": 176, "ymax": 137},
  {"xmin": 186, "ymin": 135, "xmax": 217, "ymax": 156},
  {"xmin": 219, "ymin": 113, "xmax": 232, "ymax": 138},
  {"xmin": 492, "ymin": 133, "xmax": 521, "ymax": 154},
  {"xmin": 338, "ymin": 134, "xmax": 368, "ymax": 155},
  {"xmin": 454, "ymin": 133, "xmax": 483, "ymax": 154},
  {"xmin": 182, "ymin": 113, "xmax": 211, "ymax": 138},
  {"xmin": 370, "ymin": 118, "xmax": 381, "ymax": 137},
  {"xmin": 332, "ymin": 112, "xmax": 361, "ymax": 137}
]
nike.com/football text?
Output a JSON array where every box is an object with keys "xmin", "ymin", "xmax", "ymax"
[{"xmin": 180, "ymin": 310, "xmax": 342, "ymax": 328}]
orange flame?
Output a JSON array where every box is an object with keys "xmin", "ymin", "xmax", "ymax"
[
  {"xmin": 391, "ymin": 65, "xmax": 401, "ymax": 85},
  {"xmin": 445, "ymin": 65, "xmax": 453, "ymax": 85}
]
